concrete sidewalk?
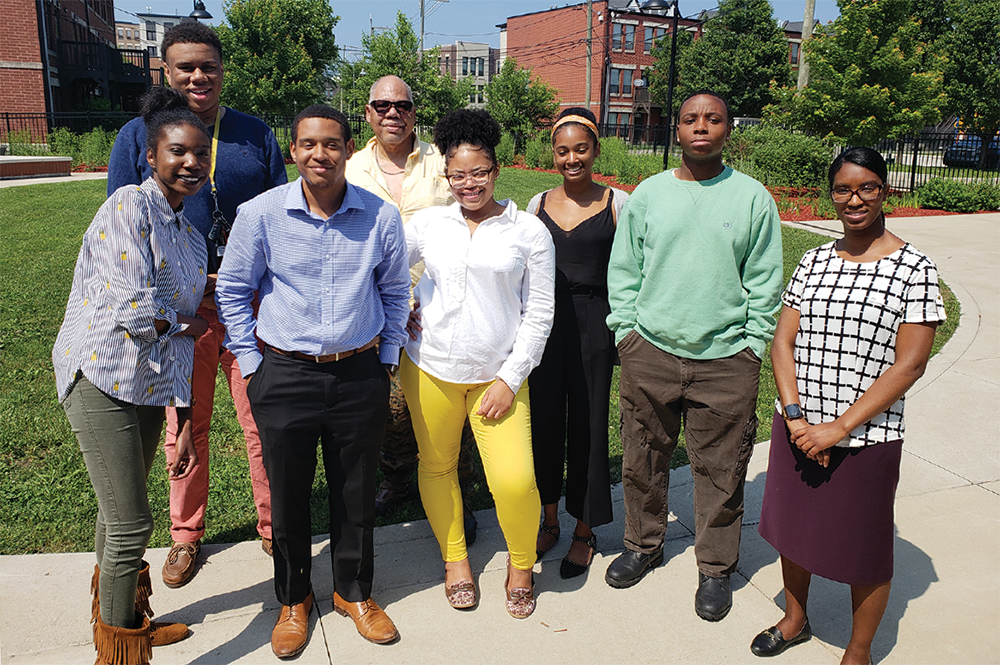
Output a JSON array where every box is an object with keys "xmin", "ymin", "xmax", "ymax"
[{"xmin": 2, "ymin": 214, "xmax": 997, "ymax": 665}]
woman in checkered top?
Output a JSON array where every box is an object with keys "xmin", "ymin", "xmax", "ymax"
[{"xmin": 751, "ymin": 148, "xmax": 947, "ymax": 664}]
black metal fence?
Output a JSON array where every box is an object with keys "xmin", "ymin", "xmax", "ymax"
[{"xmin": 3, "ymin": 113, "xmax": 998, "ymax": 193}]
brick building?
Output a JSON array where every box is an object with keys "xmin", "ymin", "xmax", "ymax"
[
  {"xmin": 500, "ymin": 0, "xmax": 815, "ymax": 136},
  {"xmin": 1, "ymin": 0, "xmax": 158, "ymax": 124},
  {"xmin": 436, "ymin": 41, "xmax": 501, "ymax": 109}
]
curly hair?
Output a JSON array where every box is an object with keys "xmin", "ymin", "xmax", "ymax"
[
  {"xmin": 433, "ymin": 109, "xmax": 502, "ymax": 165},
  {"xmin": 551, "ymin": 106, "xmax": 599, "ymax": 146},
  {"xmin": 161, "ymin": 22, "xmax": 223, "ymax": 63},
  {"xmin": 140, "ymin": 86, "xmax": 210, "ymax": 154}
]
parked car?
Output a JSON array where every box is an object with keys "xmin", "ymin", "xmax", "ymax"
[{"xmin": 943, "ymin": 130, "xmax": 1000, "ymax": 169}]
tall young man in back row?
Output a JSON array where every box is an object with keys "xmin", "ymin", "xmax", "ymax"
[
  {"xmin": 107, "ymin": 22, "xmax": 287, "ymax": 588},
  {"xmin": 605, "ymin": 90, "xmax": 783, "ymax": 621}
]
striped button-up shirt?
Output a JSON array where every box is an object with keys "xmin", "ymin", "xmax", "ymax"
[
  {"xmin": 53, "ymin": 178, "xmax": 208, "ymax": 406},
  {"xmin": 216, "ymin": 179, "xmax": 410, "ymax": 377}
]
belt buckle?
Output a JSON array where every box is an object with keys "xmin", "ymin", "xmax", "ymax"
[{"xmin": 333, "ymin": 351, "xmax": 341, "ymax": 362}]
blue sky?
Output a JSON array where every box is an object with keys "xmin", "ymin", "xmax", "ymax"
[{"xmin": 114, "ymin": 0, "xmax": 842, "ymax": 57}]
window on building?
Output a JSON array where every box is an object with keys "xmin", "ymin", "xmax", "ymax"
[
  {"xmin": 790, "ymin": 42, "xmax": 800, "ymax": 65},
  {"xmin": 613, "ymin": 23, "xmax": 622, "ymax": 50},
  {"xmin": 148, "ymin": 45, "xmax": 157, "ymax": 57},
  {"xmin": 478, "ymin": 57, "xmax": 484, "ymax": 77},
  {"xmin": 644, "ymin": 26, "xmax": 653, "ymax": 53},
  {"xmin": 118, "ymin": 28, "xmax": 124, "ymax": 37},
  {"xmin": 126, "ymin": 28, "xmax": 132, "ymax": 38},
  {"xmin": 609, "ymin": 67, "xmax": 621, "ymax": 95},
  {"xmin": 623, "ymin": 69, "xmax": 633, "ymax": 95},
  {"xmin": 164, "ymin": 22, "xmax": 173, "ymax": 29},
  {"xmin": 478, "ymin": 85, "xmax": 484, "ymax": 104},
  {"xmin": 463, "ymin": 57, "xmax": 468, "ymax": 75},
  {"xmin": 146, "ymin": 21, "xmax": 156, "ymax": 41},
  {"xmin": 624, "ymin": 25, "xmax": 635, "ymax": 51}
]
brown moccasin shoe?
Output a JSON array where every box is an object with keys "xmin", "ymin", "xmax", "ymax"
[
  {"xmin": 162, "ymin": 540, "xmax": 200, "ymax": 589},
  {"xmin": 271, "ymin": 592, "xmax": 313, "ymax": 659},
  {"xmin": 332, "ymin": 592, "xmax": 398, "ymax": 644},
  {"xmin": 150, "ymin": 621, "xmax": 189, "ymax": 647}
]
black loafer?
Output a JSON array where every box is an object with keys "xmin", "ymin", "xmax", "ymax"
[
  {"xmin": 605, "ymin": 548, "xmax": 664, "ymax": 588},
  {"xmin": 695, "ymin": 572, "xmax": 732, "ymax": 621},
  {"xmin": 750, "ymin": 620, "xmax": 812, "ymax": 657}
]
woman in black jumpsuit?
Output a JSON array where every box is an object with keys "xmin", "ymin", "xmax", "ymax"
[{"xmin": 527, "ymin": 107, "xmax": 629, "ymax": 579}]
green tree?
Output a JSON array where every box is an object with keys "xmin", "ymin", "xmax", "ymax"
[
  {"xmin": 216, "ymin": 0, "xmax": 339, "ymax": 115},
  {"xmin": 484, "ymin": 57, "xmax": 559, "ymax": 143},
  {"xmin": 344, "ymin": 12, "xmax": 471, "ymax": 128},
  {"xmin": 648, "ymin": 29, "xmax": 693, "ymax": 119},
  {"xmin": 941, "ymin": 0, "xmax": 1000, "ymax": 167},
  {"xmin": 655, "ymin": 0, "xmax": 792, "ymax": 119},
  {"xmin": 765, "ymin": 0, "xmax": 947, "ymax": 145}
]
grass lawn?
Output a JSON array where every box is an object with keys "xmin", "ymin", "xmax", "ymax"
[{"xmin": 0, "ymin": 171, "xmax": 960, "ymax": 554}]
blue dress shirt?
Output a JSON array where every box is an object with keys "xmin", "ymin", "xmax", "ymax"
[{"xmin": 216, "ymin": 179, "xmax": 410, "ymax": 377}]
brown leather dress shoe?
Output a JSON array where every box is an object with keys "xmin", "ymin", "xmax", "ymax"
[
  {"xmin": 161, "ymin": 541, "xmax": 200, "ymax": 589},
  {"xmin": 271, "ymin": 592, "xmax": 313, "ymax": 659},
  {"xmin": 332, "ymin": 592, "xmax": 398, "ymax": 644}
]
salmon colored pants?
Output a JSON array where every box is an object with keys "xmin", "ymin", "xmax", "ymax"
[{"xmin": 164, "ymin": 304, "xmax": 271, "ymax": 543}]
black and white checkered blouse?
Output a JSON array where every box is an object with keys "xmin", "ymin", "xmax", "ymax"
[{"xmin": 782, "ymin": 242, "xmax": 947, "ymax": 447}]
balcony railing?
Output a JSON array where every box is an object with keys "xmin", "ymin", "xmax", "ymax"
[{"xmin": 58, "ymin": 42, "xmax": 154, "ymax": 84}]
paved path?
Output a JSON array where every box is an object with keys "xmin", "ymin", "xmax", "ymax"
[{"xmin": 1, "ymin": 214, "xmax": 997, "ymax": 665}]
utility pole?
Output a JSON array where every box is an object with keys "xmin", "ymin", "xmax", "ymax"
[
  {"xmin": 420, "ymin": 0, "xmax": 425, "ymax": 61},
  {"xmin": 797, "ymin": 0, "xmax": 815, "ymax": 90},
  {"xmin": 586, "ymin": 0, "xmax": 592, "ymax": 114}
]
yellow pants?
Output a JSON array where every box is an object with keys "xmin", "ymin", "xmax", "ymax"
[{"xmin": 400, "ymin": 352, "xmax": 540, "ymax": 570}]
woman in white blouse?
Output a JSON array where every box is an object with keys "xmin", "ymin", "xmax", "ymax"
[
  {"xmin": 400, "ymin": 109, "xmax": 555, "ymax": 618},
  {"xmin": 752, "ymin": 148, "xmax": 946, "ymax": 664},
  {"xmin": 52, "ymin": 87, "xmax": 209, "ymax": 664}
]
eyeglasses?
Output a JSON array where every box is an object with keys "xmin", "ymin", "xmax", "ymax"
[
  {"xmin": 369, "ymin": 99, "xmax": 413, "ymax": 115},
  {"xmin": 831, "ymin": 184, "xmax": 883, "ymax": 203},
  {"xmin": 445, "ymin": 169, "xmax": 493, "ymax": 186}
]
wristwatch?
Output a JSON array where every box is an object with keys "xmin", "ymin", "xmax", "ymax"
[{"xmin": 782, "ymin": 403, "xmax": 804, "ymax": 421}]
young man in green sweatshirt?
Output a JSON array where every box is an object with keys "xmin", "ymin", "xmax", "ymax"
[{"xmin": 604, "ymin": 91, "xmax": 783, "ymax": 622}]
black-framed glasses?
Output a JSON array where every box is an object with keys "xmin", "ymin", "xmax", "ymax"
[
  {"xmin": 445, "ymin": 169, "xmax": 493, "ymax": 186},
  {"xmin": 369, "ymin": 99, "xmax": 413, "ymax": 115},
  {"xmin": 831, "ymin": 184, "xmax": 883, "ymax": 203}
]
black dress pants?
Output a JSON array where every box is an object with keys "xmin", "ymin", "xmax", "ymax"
[{"xmin": 247, "ymin": 346, "xmax": 389, "ymax": 605}]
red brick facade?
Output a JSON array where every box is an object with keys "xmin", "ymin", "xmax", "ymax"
[
  {"xmin": 0, "ymin": 0, "xmax": 47, "ymax": 116},
  {"xmin": 503, "ymin": 2, "xmax": 694, "ymax": 129}
]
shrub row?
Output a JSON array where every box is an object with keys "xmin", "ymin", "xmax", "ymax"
[
  {"xmin": 6, "ymin": 128, "xmax": 117, "ymax": 170},
  {"xmin": 916, "ymin": 178, "xmax": 1000, "ymax": 212}
]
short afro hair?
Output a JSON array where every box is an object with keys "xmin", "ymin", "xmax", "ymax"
[
  {"xmin": 140, "ymin": 86, "xmax": 210, "ymax": 154},
  {"xmin": 161, "ymin": 22, "xmax": 223, "ymax": 63},
  {"xmin": 433, "ymin": 109, "xmax": 502, "ymax": 166},
  {"xmin": 292, "ymin": 105, "xmax": 352, "ymax": 144},
  {"xmin": 678, "ymin": 89, "xmax": 733, "ymax": 125}
]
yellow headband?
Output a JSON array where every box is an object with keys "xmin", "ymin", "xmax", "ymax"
[{"xmin": 552, "ymin": 115, "xmax": 599, "ymax": 140}]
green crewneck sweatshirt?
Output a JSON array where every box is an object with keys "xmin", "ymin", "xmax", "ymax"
[{"xmin": 607, "ymin": 166, "xmax": 783, "ymax": 360}]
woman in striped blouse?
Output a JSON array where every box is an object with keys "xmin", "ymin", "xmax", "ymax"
[{"xmin": 52, "ymin": 87, "xmax": 211, "ymax": 665}]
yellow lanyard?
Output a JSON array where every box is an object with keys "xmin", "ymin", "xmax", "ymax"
[{"xmin": 209, "ymin": 106, "xmax": 223, "ymax": 195}]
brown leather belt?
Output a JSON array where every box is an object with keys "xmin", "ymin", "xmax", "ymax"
[{"xmin": 268, "ymin": 337, "xmax": 379, "ymax": 363}]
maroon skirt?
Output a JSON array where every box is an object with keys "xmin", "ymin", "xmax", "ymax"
[{"xmin": 758, "ymin": 412, "xmax": 902, "ymax": 585}]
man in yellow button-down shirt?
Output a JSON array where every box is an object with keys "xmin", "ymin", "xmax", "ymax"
[{"xmin": 346, "ymin": 75, "xmax": 480, "ymax": 542}]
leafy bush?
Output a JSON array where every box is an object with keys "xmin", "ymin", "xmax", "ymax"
[
  {"xmin": 970, "ymin": 182, "xmax": 1000, "ymax": 211},
  {"xmin": 6, "ymin": 130, "xmax": 47, "ymax": 156},
  {"xmin": 523, "ymin": 134, "xmax": 553, "ymax": 169},
  {"xmin": 917, "ymin": 178, "xmax": 983, "ymax": 212},
  {"xmin": 77, "ymin": 127, "xmax": 116, "ymax": 169},
  {"xmin": 496, "ymin": 132, "xmax": 516, "ymax": 167},
  {"xmin": 724, "ymin": 124, "xmax": 834, "ymax": 189},
  {"xmin": 593, "ymin": 137, "xmax": 661, "ymax": 184},
  {"xmin": 47, "ymin": 128, "xmax": 81, "ymax": 162}
]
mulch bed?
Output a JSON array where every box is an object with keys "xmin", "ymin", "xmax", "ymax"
[
  {"xmin": 508, "ymin": 167, "xmax": 990, "ymax": 220},
  {"xmin": 72, "ymin": 164, "xmax": 108, "ymax": 172}
]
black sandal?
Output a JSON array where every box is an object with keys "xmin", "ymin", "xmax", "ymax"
[
  {"xmin": 559, "ymin": 532, "xmax": 597, "ymax": 579},
  {"xmin": 535, "ymin": 523, "xmax": 560, "ymax": 560}
]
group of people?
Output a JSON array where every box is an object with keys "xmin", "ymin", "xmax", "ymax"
[{"xmin": 52, "ymin": 22, "xmax": 945, "ymax": 665}]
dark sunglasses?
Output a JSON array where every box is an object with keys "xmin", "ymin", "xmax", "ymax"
[{"xmin": 369, "ymin": 99, "xmax": 414, "ymax": 115}]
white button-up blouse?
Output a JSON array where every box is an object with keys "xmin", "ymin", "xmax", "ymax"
[{"xmin": 404, "ymin": 199, "xmax": 555, "ymax": 393}]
